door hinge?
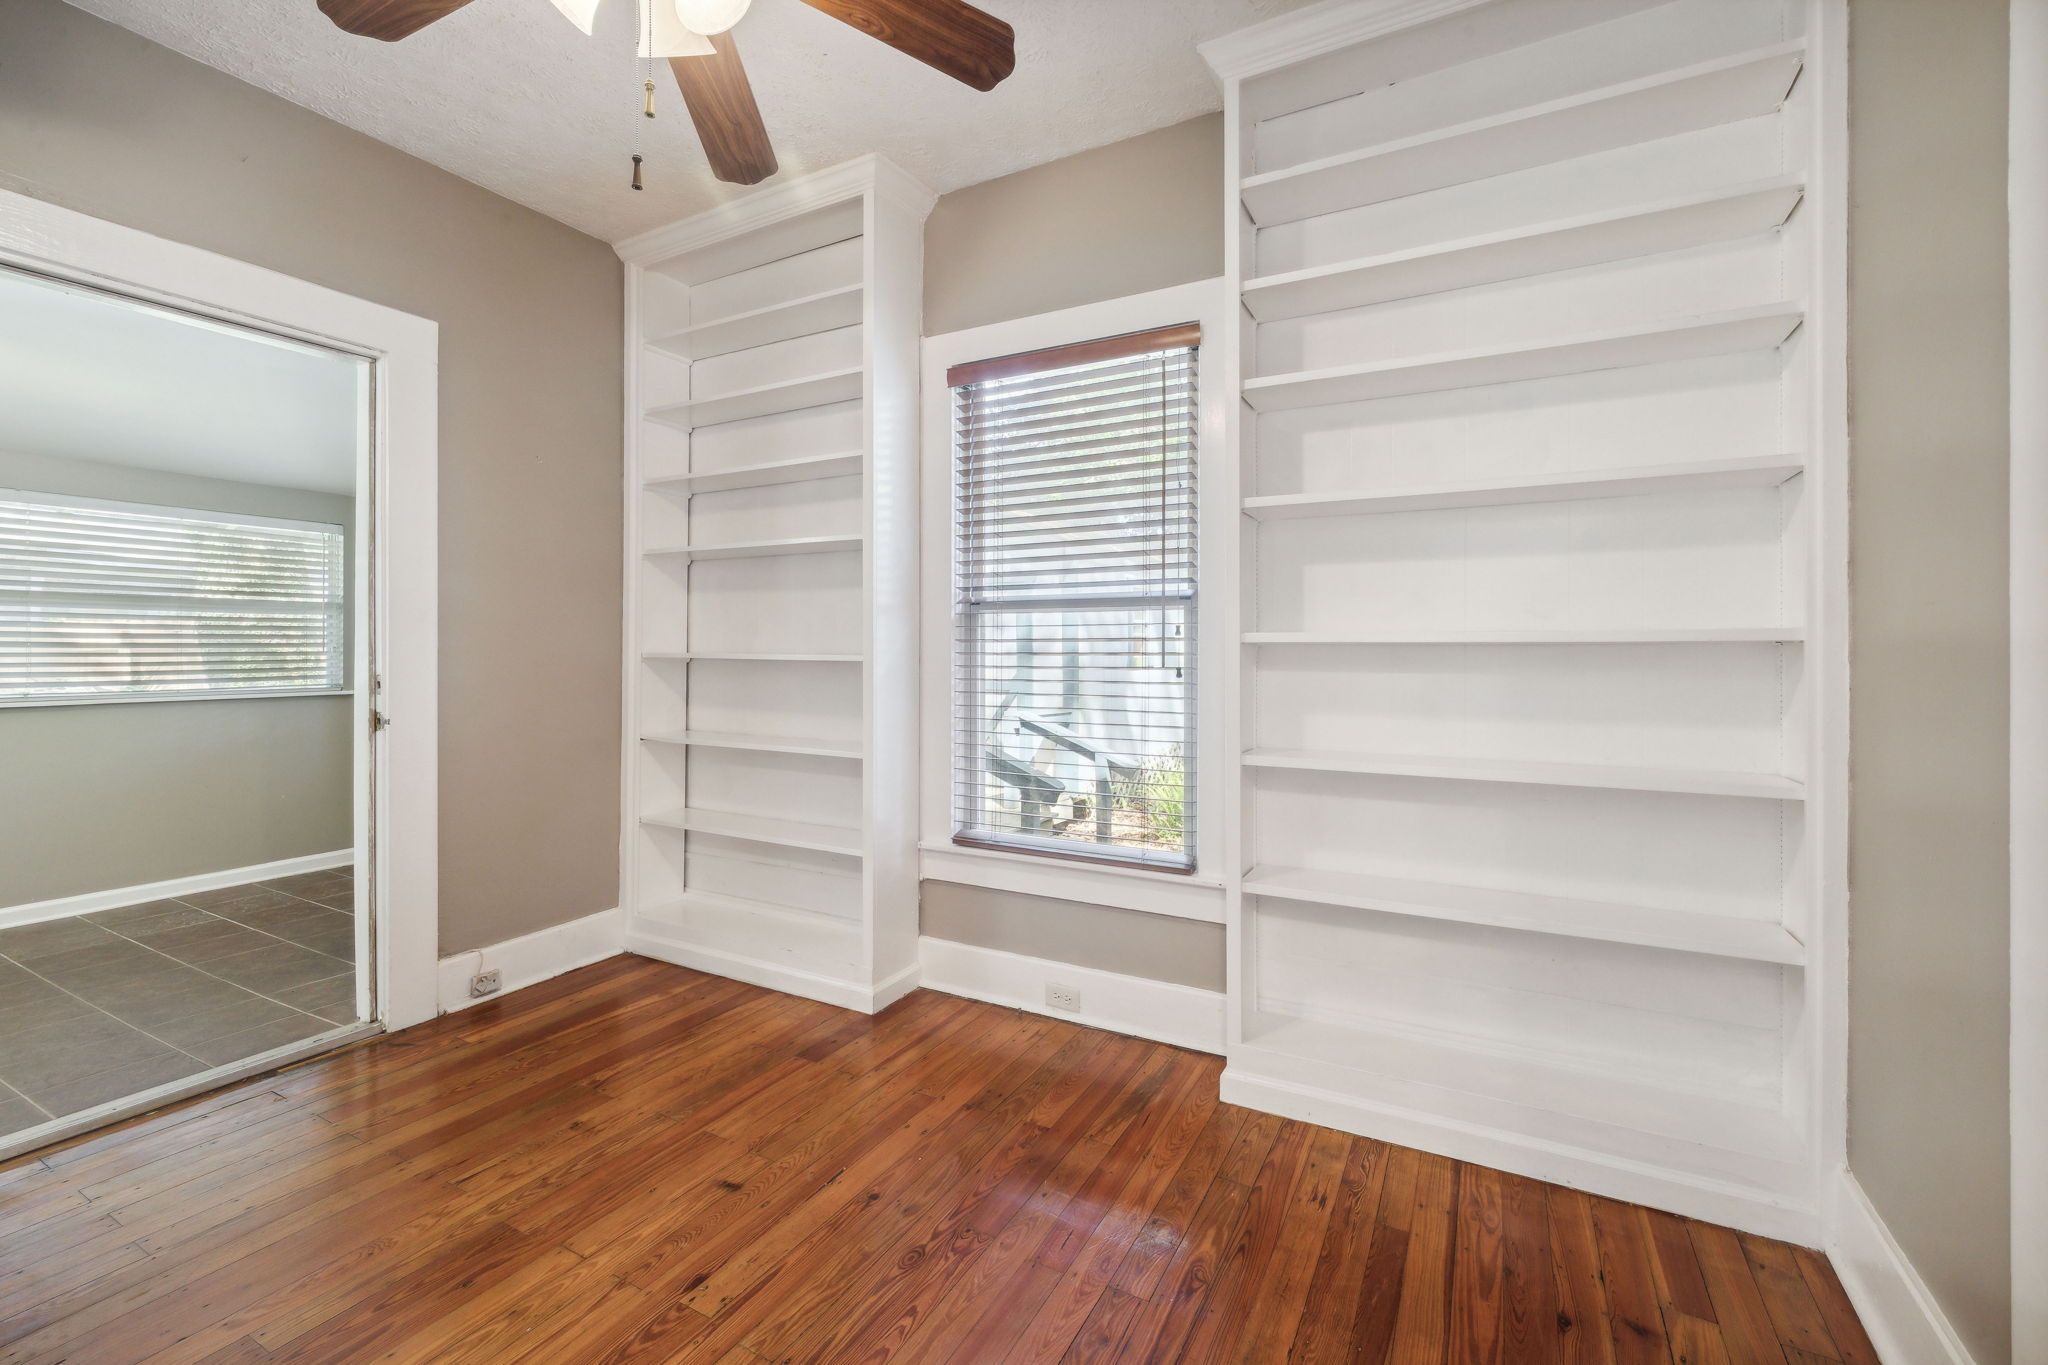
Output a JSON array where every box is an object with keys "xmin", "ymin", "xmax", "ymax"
[{"xmin": 371, "ymin": 710, "xmax": 392, "ymax": 733}]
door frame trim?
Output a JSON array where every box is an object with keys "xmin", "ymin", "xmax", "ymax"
[
  {"xmin": 2012, "ymin": 0, "xmax": 2047, "ymax": 1352},
  {"xmin": 0, "ymin": 189, "xmax": 440, "ymax": 1035}
]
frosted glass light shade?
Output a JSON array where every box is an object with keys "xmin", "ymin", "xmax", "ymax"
[
  {"xmin": 547, "ymin": 0, "xmax": 601, "ymax": 33},
  {"xmin": 674, "ymin": 0, "xmax": 752, "ymax": 34},
  {"xmin": 642, "ymin": 0, "xmax": 716, "ymax": 57}
]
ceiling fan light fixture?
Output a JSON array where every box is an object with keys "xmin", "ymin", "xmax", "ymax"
[
  {"xmin": 546, "ymin": 0, "xmax": 601, "ymax": 33},
  {"xmin": 673, "ymin": 0, "xmax": 751, "ymax": 36},
  {"xmin": 643, "ymin": 0, "xmax": 715, "ymax": 58}
]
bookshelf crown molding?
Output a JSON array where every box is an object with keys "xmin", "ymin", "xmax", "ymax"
[
  {"xmin": 614, "ymin": 153, "xmax": 936, "ymax": 267},
  {"xmin": 1199, "ymin": 0, "xmax": 1490, "ymax": 82}
]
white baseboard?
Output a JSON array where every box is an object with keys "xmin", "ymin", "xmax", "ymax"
[
  {"xmin": 872, "ymin": 960, "xmax": 923, "ymax": 1012},
  {"xmin": 438, "ymin": 907, "xmax": 625, "ymax": 1015},
  {"xmin": 917, "ymin": 937, "xmax": 1226, "ymax": 1055},
  {"xmin": 1218, "ymin": 1065, "xmax": 1820, "ymax": 1246},
  {"xmin": 625, "ymin": 924, "xmax": 920, "ymax": 1015},
  {"xmin": 1825, "ymin": 1169, "xmax": 1979, "ymax": 1365},
  {"xmin": 0, "ymin": 850, "xmax": 354, "ymax": 930}
]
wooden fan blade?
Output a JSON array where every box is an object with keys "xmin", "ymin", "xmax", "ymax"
[
  {"xmin": 797, "ymin": 0, "xmax": 1015, "ymax": 91},
  {"xmin": 670, "ymin": 34, "xmax": 779, "ymax": 186},
  {"xmin": 316, "ymin": 0, "xmax": 477, "ymax": 40}
]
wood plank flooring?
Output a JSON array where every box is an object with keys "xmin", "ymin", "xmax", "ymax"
[{"xmin": 0, "ymin": 955, "xmax": 1878, "ymax": 1364}]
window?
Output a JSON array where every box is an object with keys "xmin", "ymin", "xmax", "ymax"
[
  {"xmin": 949, "ymin": 323, "xmax": 1198, "ymax": 872},
  {"xmin": 0, "ymin": 491, "xmax": 346, "ymax": 704}
]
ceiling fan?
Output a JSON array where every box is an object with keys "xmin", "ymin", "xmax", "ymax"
[{"xmin": 314, "ymin": 0, "xmax": 1016, "ymax": 187}]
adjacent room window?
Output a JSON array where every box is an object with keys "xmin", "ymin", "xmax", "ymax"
[
  {"xmin": 948, "ymin": 323, "xmax": 1199, "ymax": 872},
  {"xmin": 0, "ymin": 492, "xmax": 346, "ymax": 704}
]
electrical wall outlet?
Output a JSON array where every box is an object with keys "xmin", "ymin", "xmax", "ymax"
[
  {"xmin": 469, "ymin": 968, "xmax": 502, "ymax": 999},
  {"xmin": 1045, "ymin": 982, "xmax": 1081, "ymax": 1013}
]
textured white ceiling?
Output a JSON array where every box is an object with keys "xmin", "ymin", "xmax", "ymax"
[
  {"xmin": 0, "ymin": 268, "xmax": 362, "ymax": 494},
  {"xmin": 62, "ymin": 0, "xmax": 1318, "ymax": 242}
]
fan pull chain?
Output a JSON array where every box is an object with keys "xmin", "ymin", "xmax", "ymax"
[{"xmin": 630, "ymin": 0, "xmax": 653, "ymax": 190}]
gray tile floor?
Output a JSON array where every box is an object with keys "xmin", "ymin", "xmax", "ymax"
[{"xmin": 0, "ymin": 866, "xmax": 360, "ymax": 1141}]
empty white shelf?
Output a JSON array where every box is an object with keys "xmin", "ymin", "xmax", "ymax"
[
  {"xmin": 1243, "ymin": 864, "xmax": 1805, "ymax": 965},
  {"xmin": 1241, "ymin": 41, "xmax": 1807, "ymax": 225},
  {"xmin": 1234, "ymin": 1014, "xmax": 1797, "ymax": 1165},
  {"xmin": 1243, "ymin": 455, "xmax": 1804, "ymax": 519},
  {"xmin": 644, "ymin": 198, "xmax": 863, "ymax": 286},
  {"xmin": 644, "ymin": 807, "xmax": 862, "ymax": 856},
  {"xmin": 641, "ymin": 729, "xmax": 863, "ymax": 760},
  {"xmin": 642, "ymin": 651, "xmax": 862, "ymax": 663},
  {"xmin": 1244, "ymin": 626, "xmax": 1805, "ymax": 645},
  {"xmin": 646, "ymin": 284, "xmax": 863, "ymax": 361},
  {"xmin": 1243, "ymin": 303, "xmax": 1804, "ymax": 413},
  {"xmin": 1243, "ymin": 178, "xmax": 1805, "ymax": 320},
  {"xmin": 635, "ymin": 890, "xmax": 863, "ymax": 976},
  {"xmin": 643, "ymin": 535, "xmax": 862, "ymax": 562},
  {"xmin": 645, "ymin": 452, "xmax": 863, "ymax": 495},
  {"xmin": 1242, "ymin": 748, "xmax": 1804, "ymax": 800},
  {"xmin": 648, "ymin": 366, "xmax": 863, "ymax": 429}
]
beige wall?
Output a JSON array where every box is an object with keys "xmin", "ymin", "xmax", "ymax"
[
  {"xmin": 3, "ymin": 698, "xmax": 352, "ymax": 907},
  {"xmin": 0, "ymin": 0, "xmax": 625, "ymax": 952},
  {"xmin": 1847, "ymin": 1, "xmax": 2012, "ymax": 1359},
  {"xmin": 0, "ymin": 451, "xmax": 357, "ymax": 907},
  {"xmin": 919, "ymin": 116, "xmax": 1229, "ymax": 987},
  {"xmin": 924, "ymin": 115, "xmax": 1225, "ymax": 336},
  {"xmin": 920, "ymin": 883, "xmax": 1224, "ymax": 992}
]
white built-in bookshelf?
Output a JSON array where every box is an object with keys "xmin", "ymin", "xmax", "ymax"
[
  {"xmin": 1203, "ymin": 0, "xmax": 1846, "ymax": 1241},
  {"xmin": 616, "ymin": 157, "xmax": 934, "ymax": 1013}
]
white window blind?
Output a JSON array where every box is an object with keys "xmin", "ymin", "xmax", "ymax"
[
  {"xmin": 0, "ymin": 492, "xmax": 346, "ymax": 704},
  {"xmin": 950, "ymin": 323, "xmax": 1198, "ymax": 872}
]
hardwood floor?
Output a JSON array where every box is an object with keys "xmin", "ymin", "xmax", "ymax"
[{"xmin": 0, "ymin": 954, "xmax": 1877, "ymax": 1364}]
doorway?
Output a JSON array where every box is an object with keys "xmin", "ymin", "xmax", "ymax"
[
  {"xmin": 0, "ymin": 191, "xmax": 439, "ymax": 1158},
  {"xmin": 0, "ymin": 265, "xmax": 372, "ymax": 1143}
]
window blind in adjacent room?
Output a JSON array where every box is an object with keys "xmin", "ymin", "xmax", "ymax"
[{"xmin": 0, "ymin": 492, "xmax": 347, "ymax": 704}]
